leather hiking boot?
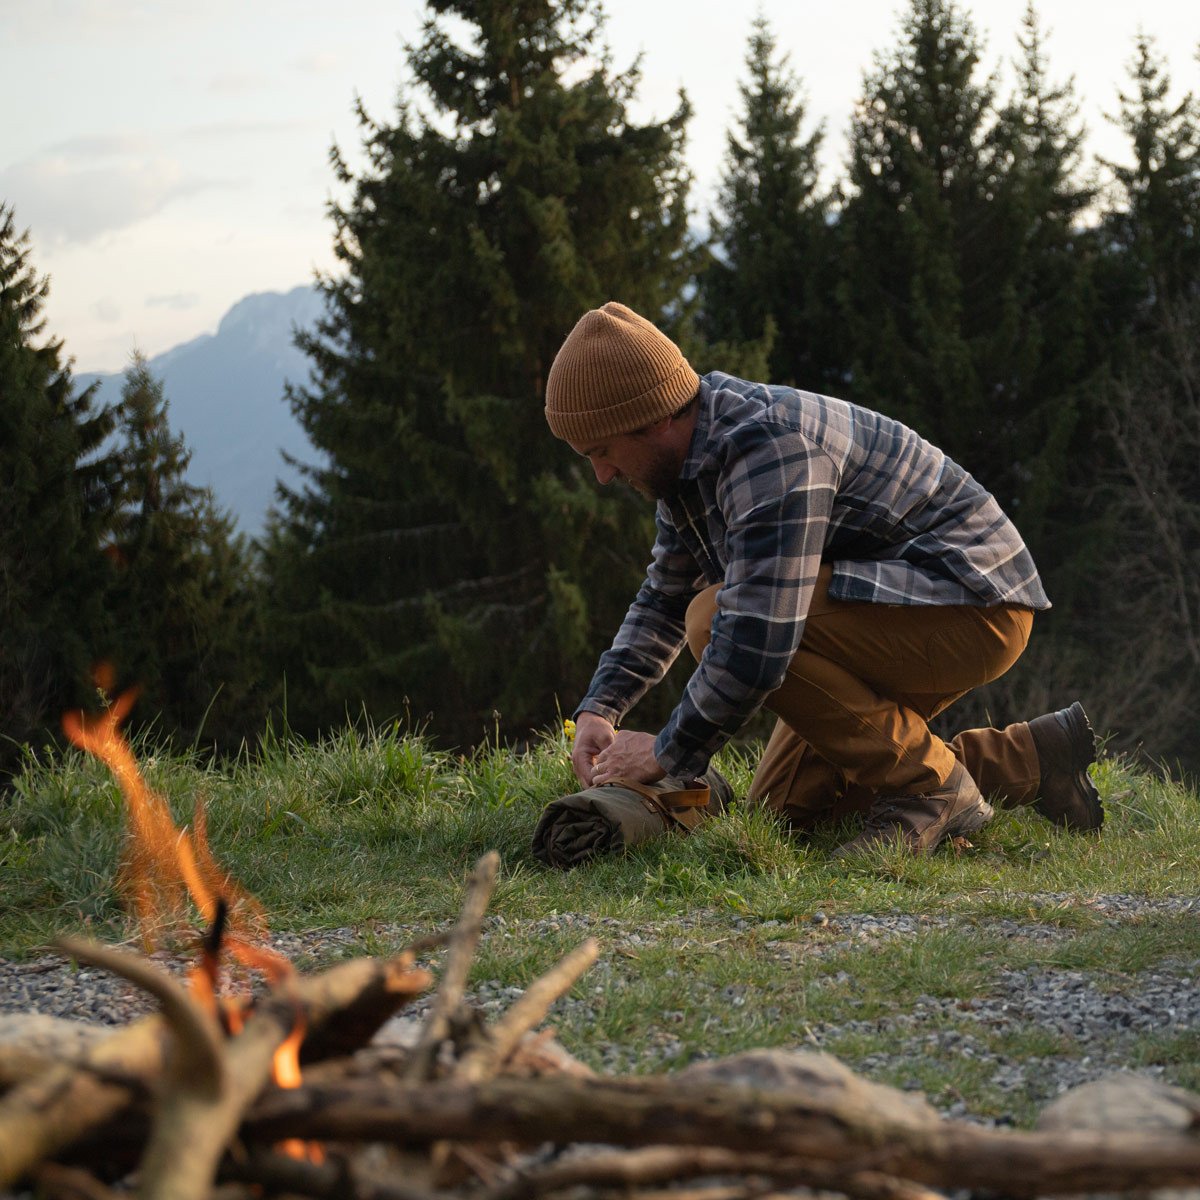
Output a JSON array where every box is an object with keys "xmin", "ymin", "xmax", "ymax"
[
  {"xmin": 1027, "ymin": 701, "xmax": 1103, "ymax": 832},
  {"xmin": 832, "ymin": 762, "xmax": 994, "ymax": 858}
]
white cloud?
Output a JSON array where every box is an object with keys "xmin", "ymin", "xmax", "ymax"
[
  {"xmin": 0, "ymin": 150, "xmax": 202, "ymax": 244},
  {"xmin": 90, "ymin": 297, "xmax": 121, "ymax": 323},
  {"xmin": 146, "ymin": 292, "xmax": 200, "ymax": 310}
]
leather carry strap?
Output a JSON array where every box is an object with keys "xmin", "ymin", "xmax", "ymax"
[{"xmin": 603, "ymin": 778, "xmax": 712, "ymax": 832}]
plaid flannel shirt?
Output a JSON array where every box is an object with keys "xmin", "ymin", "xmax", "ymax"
[{"xmin": 578, "ymin": 373, "xmax": 1051, "ymax": 779}]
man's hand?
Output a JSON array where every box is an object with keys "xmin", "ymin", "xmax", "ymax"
[
  {"xmin": 592, "ymin": 730, "xmax": 666, "ymax": 787},
  {"xmin": 571, "ymin": 711, "xmax": 616, "ymax": 787}
]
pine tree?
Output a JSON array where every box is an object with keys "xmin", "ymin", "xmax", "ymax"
[
  {"xmin": 838, "ymin": 0, "xmax": 1000, "ymax": 469},
  {"xmin": 1095, "ymin": 297, "xmax": 1200, "ymax": 768},
  {"xmin": 981, "ymin": 2, "xmax": 1100, "ymax": 538},
  {"xmin": 1060, "ymin": 39, "xmax": 1200, "ymax": 764},
  {"xmin": 108, "ymin": 354, "xmax": 263, "ymax": 748},
  {"xmin": 838, "ymin": 0, "xmax": 1105, "ymax": 528},
  {"xmin": 1102, "ymin": 34, "xmax": 1200, "ymax": 328},
  {"xmin": 266, "ymin": 0, "xmax": 697, "ymax": 744},
  {"xmin": 0, "ymin": 205, "xmax": 118, "ymax": 765},
  {"xmin": 699, "ymin": 16, "xmax": 838, "ymax": 390}
]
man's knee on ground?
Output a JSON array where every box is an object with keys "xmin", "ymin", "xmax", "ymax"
[{"xmin": 685, "ymin": 584, "xmax": 722, "ymax": 662}]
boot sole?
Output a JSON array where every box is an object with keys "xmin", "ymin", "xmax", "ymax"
[
  {"xmin": 1059, "ymin": 702, "xmax": 1098, "ymax": 772},
  {"xmin": 1048, "ymin": 702, "xmax": 1104, "ymax": 831}
]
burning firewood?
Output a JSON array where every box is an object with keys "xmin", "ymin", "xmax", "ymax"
[
  {"xmin": 241, "ymin": 1065, "xmax": 1200, "ymax": 1196},
  {"xmin": 6, "ymin": 852, "xmax": 1200, "ymax": 1198},
  {"xmin": 0, "ymin": 862, "xmax": 597, "ymax": 1198},
  {"xmin": 4, "ymin": 678, "xmax": 1200, "ymax": 1198},
  {"xmin": 0, "ymin": 940, "xmax": 433, "ymax": 1190}
]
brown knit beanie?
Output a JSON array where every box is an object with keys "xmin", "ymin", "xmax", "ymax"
[{"xmin": 544, "ymin": 301, "xmax": 700, "ymax": 443}]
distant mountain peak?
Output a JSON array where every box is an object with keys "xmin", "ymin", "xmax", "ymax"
[
  {"xmin": 77, "ymin": 285, "xmax": 324, "ymax": 537},
  {"xmin": 217, "ymin": 285, "xmax": 325, "ymax": 340}
]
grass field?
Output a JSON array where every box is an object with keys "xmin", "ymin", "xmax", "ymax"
[{"xmin": 2, "ymin": 721, "xmax": 1197, "ymax": 1123}]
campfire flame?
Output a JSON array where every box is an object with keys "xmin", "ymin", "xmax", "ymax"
[
  {"xmin": 62, "ymin": 669, "xmax": 288, "ymax": 978},
  {"xmin": 63, "ymin": 666, "xmax": 320, "ymax": 1160},
  {"xmin": 273, "ymin": 1015, "xmax": 327, "ymax": 1163}
]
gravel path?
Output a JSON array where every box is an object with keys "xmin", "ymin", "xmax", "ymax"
[{"xmin": 3, "ymin": 892, "xmax": 1196, "ymax": 1120}]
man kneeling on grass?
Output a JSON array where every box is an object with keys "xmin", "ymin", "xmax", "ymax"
[{"xmin": 545, "ymin": 301, "xmax": 1102, "ymax": 857}]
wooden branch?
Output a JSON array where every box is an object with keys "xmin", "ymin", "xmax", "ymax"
[
  {"xmin": 299, "ymin": 949, "xmax": 432, "ymax": 1035},
  {"xmin": 0, "ymin": 1013, "xmax": 167, "ymax": 1189},
  {"xmin": 834, "ymin": 1175, "xmax": 948, "ymax": 1200},
  {"xmin": 406, "ymin": 851, "xmax": 500, "ymax": 1081},
  {"xmin": 0, "ymin": 1047, "xmax": 77, "ymax": 1090},
  {"xmin": 31, "ymin": 1162, "xmax": 124, "ymax": 1200},
  {"xmin": 423, "ymin": 931, "xmax": 598, "ymax": 1188},
  {"xmin": 455, "ymin": 938, "xmax": 599, "ymax": 1084},
  {"xmin": 219, "ymin": 1147, "xmax": 443, "ymax": 1200},
  {"xmin": 136, "ymin": 990, "xmax": 291, "ymax": 1200},
  {"xmin": 138, "ymin": 951, "xmax": 432, "ymax": 1200},
  {"xmin": 55, "ymin": 937, "xmax": 224, "ymax": 1092},
  {"xmin": 300, "ymin": 948, "xmax": 436, "ymax": 1062},
  {"xmin": 483, "ymin": 1145, "xmax": 945, "ymax": 1200},
  {"xmin": 627, "ymin": 1186, "xmax": 936, "ymax": 1200},
  {"xmin": 0, "ymin": 947, "xmax": 431, "ymax": 1192},
  {"xmin": 243, "ymin": 1073, "xmax": 1200, "ymax": 1197},
  {"xmin": 246, "ymin": 1069, "xmax": 927, "ymax": 1148},
  {"xmin": 1, "ymin": 937, "xmax": 274, "ymax": 1200},
  {"xmin": 612, "ymin": 1189, "xmax": 749, "ymax": 1200}
]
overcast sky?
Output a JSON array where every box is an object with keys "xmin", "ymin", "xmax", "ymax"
[{"xmin": 3, "ymin": 0, "xmax": 1197, "ymax": 373}]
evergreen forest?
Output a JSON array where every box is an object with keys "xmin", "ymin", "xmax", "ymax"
[{"xmin": 2, "ymin": 0, "xmax": 1198, "ymax": 777}]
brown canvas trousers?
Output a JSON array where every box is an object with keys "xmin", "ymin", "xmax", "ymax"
[{"xmin": 684, "ymin": 565, "xmax": 1041, "ymax": 829}]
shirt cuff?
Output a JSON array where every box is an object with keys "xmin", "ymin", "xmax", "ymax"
[
  {"xmin": 653, "ymin": 727, "xmax": 709, "ymax": 781},
  {"xmin": 572, "ymin": 701, "xmax": 623, "ymax": 726}
]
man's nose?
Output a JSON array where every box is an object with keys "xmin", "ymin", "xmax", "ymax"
[{"xmin": 592, "ymin": 461, "xmax": 618, "ymax": 485}]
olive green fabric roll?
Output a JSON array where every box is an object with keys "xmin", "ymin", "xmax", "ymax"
[{"xmin": 532, "ymin": 768, "xmax": 733, "ymax": 869}]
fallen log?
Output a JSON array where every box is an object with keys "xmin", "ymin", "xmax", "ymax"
[
  {"xmin": 243, "ymin": 1071, "xmax": 1200, "ymax": 1198},
  {"xmin": 480, "ymin": 1144, "xmax": 946, "ymax": 1200}
]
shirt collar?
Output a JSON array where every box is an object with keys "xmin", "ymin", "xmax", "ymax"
[{"xmin": 679, "ymin": 376, "xmax": 714, "ymax": 482}]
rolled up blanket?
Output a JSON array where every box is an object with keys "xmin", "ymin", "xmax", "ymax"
[{"xmin": 532, "ymin": 768, "xmax": 733, "ymax": 869}]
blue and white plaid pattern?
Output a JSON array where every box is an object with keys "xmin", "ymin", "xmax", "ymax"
[{"xmin": 579, "ymin": 373, "xmax": 1051, "ymax": 778}]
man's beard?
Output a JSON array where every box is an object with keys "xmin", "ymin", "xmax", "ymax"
[{"xmin": 621, "ymin": 461, "xmax": 679, "ymax": 502}]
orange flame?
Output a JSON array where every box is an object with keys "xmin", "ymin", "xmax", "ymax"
[
  {"xmin": 62, "ymin": 668, "xmax": 290, "ymax": 982},
  {"xmin": 65, "ymin": 667, "xmax": 322, "ymax": 1161},
  {"xmin": 273, "ymin": 1015, "xmax": 325, "ymax": 1163}
]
